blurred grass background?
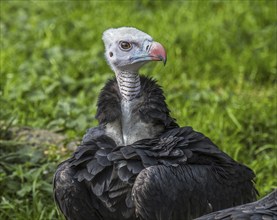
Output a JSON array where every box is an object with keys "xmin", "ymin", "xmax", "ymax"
[{"xmin": 0, "ymin": 0, "xmax": 276, "ymax": 219}]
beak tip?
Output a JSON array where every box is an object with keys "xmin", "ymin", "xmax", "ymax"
[
  {"xmin": 157, "ymin": 55, "xmax": 167, "ymax": 66},
  {"xmin": 149, "ymin": 41, "xmax": 167, "ymax": 66}
]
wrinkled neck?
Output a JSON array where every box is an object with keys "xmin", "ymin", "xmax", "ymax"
[{"xmin": 115, "ymin": 70, "xmax": 141, "ymax": 101}]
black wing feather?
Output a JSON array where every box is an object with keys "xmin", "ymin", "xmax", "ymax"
[
  {"xmin": 195, "ymin": 189, "xmax": 277, "ymax": 220},
  {"xmin": 130, "ymin": 127, "xmax": 257, "ymax": 219}
]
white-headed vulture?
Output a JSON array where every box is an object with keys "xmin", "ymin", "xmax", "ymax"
[{"xmin": 53, "ymin": 27, "xmax": 258, "ymax": 220}]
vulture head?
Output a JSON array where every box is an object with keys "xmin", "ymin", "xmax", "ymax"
[{"xmin": 102, "ymin": 27, "xmax": 167, "ymax": 73}]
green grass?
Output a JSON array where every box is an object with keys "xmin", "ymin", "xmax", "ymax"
[{"xmin": 0, "ymin": 1, "xmax": 276, "ymax": 219}]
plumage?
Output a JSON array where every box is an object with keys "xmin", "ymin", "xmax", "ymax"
[
  {"xmin": 53, "ymin": 27, "xmax": 258, "ymax": 220},
  {"xmin": 195, "ymin": 189, "xmax": 277, "ymax": 220}
]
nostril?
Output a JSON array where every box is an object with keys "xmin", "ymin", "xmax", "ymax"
[
  {"xmin": 146, "ymin": 45, "xmax": 149, "ymax": 51},
  {"xmin": 109, "ymin": 52, "xmax": 113, "ymax": 57}
]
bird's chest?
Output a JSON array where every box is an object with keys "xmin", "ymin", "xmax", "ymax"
[{"xmin": 104, "ymin": 98, "xmax": 162, "ymax": 146}]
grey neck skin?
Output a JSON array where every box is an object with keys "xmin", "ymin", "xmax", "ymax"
[
  {"xmin": 114, "ymin": 70, "xmax": 142, "ymax": 145},
  {"xmin": 105, "ymin": 70, "xmax": 163, "ymax": 146},
  {"xmin": 115, "ymin": 70, "xmax": 141, "ymax": 101}
]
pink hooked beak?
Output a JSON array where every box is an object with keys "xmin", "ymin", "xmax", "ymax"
[
  {"xmin": 149, "ymin": 41, "xmax": 167, "ymax": 65},
  {"xmin": 130, "ymin": 41, "xmax": 167, "ymax": 65}
]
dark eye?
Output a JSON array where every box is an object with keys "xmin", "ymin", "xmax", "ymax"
[{"xmin": 120, "ymin": 41, "xmax": 132, "ymax": 50}]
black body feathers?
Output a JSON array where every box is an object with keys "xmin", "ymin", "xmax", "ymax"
[{"xmin": 54, "ymin": 76, "xmax": 257, "ymax": 220}]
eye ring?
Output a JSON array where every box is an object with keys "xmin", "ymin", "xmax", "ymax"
[{"xmin": 119, "ymin": 41, "xmax": 132, "ymax": 51}]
